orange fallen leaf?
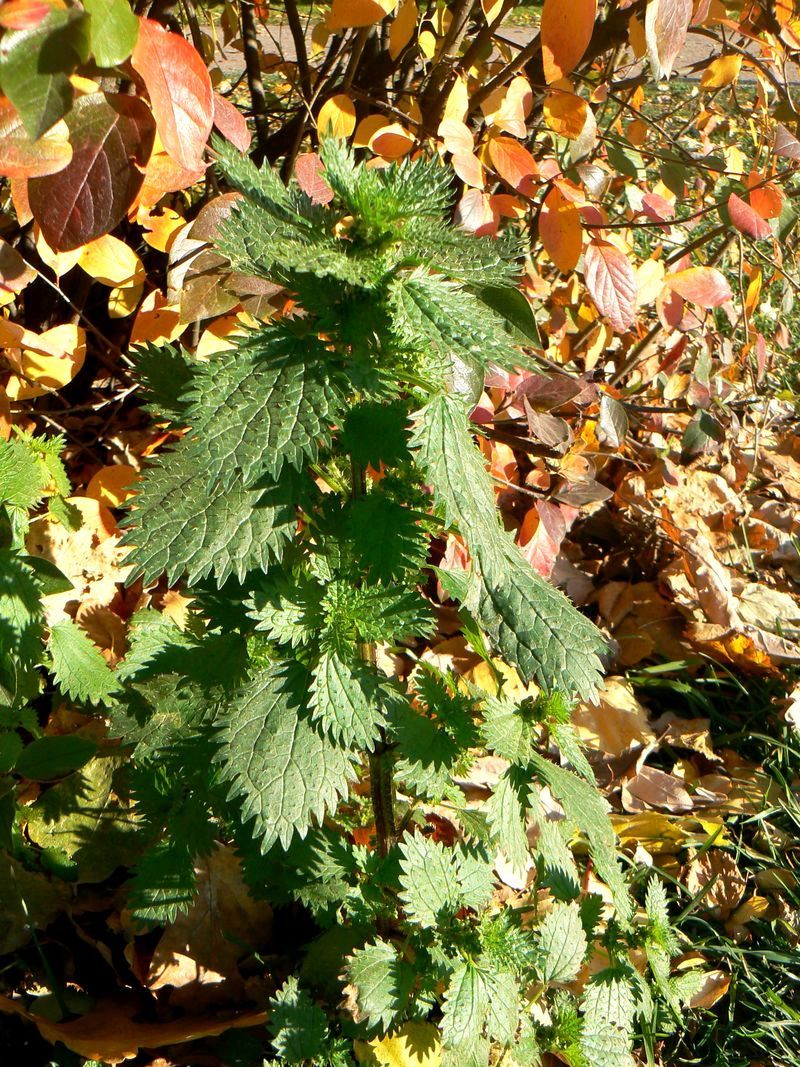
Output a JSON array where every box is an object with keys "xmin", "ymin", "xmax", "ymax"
[{"xmin": 85, "ymin": 465, "xmax": 140, "ymax": 508}]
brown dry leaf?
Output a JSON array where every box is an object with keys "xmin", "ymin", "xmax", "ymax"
[
  {"xmin": 0, "ymin": 994, "xmax": 266, "ymax": 1064},
  {"xmin": 594, "ymin": 581, "xmax": 687, "ymax": 666},
  {"xmin": 622, "ymin": 765, "xmax": 694, "ymax": 814},
  {"xmin": 145, "ymin": 845, "xmax": 272, "ymax": 1001},
  {"xmin": 678, "ymin": 530, "xmax": 739, "ymax": 627},
  {"xmin": 572, "ymin": 677, "xmax": 655, "ymax": 757},
  {"xmin": 685, "ymin": 850, "xmax": 746, "ymax": 919},
  {"xmin": 662, "ymin": 469, "xmax": 744, "ymax": 538},
  {"xmin": 687, "ymin": 969, "xmax": 731, "ymax": 1009},
  {"xmin": 26, "ymin": 497, "xmax": 131, "ymax": 624},
  {"xmin": 74, "ymin": 603, "xmax": 128, "ymax": 666},
  {"xmin": 160, "ymin": 588, "xmax": 194, "ymax": 630},
  {"xmin": 653, "ymin": 714, "xmax": 719, "ymax": 762}
]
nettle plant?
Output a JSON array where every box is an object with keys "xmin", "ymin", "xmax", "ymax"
[{"xmin": 115, "ymin": 141, "xmax": 703, "ymax": 1063}]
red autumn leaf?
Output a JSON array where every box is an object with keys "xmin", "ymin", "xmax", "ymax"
[
  {"xmin": 0, "ymin": 96, "xmax": 72, "ymax": 178},
  {"xmin": 665, "ymin": 266, "xmax": 733, "ymax": 308},
  {"xmin": 518, "ymin": 501, "xmax": 577, "ymax": 578},
  {"xmin": 131, "ymin": 17, "xmax": 213, "ymax": 171},
  {"xmin": 727, "ymin": 192, "xmax": 771, "ymax": 240},
  {"xmin": 28, "ymin": 92, "xmax": 155, "ymax": 251},
  {"xmin": 212, "ymin": 92, "xmax": 251, "ymax": 153},
  {"xmin": 645, "ymin": 0, "xmax": 692, "ymax": 78},
  {"xmin": 539, "ymin": 186, "xmax": 582, "ymax": 274},
  {"xmin": 583, "ymin": 239, "xmax": 637, "ymax": 333},
  {"xmin": 540, "ymin": 0, "xmax": 597, "ymax": 84},
  {"xmin": 487, "ymin": 135, "xmax": 537, "ymax": 192},
  {"xmin": 294, "ymin": 153, "xmax": 334, "ymax": 205},
  {"xmin": 0, "ymin": 0, "xmax": 52, "ymax": 29}
]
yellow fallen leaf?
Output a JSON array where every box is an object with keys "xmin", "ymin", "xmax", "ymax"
[
  {"xmin": 370, "ymin": 122, "xmax": 415, "ymax": 160},
  {"xmin": 355, "ymin": 1022, "xmax": 442, "ymax": 1067},
  {"xmin": 318, "ymin": 94, "xmax": 357, "ymax": 139},
  {"xmin": 355, "ymin": 114, "xmax": 389, "ymax": 147},
  {"xmin": 34, "ymin": 225, "xmax": 82, "ymax": 277},
  {"xmin": 572, "ymin": 677, "xmax": 655, "ymax": 757},
  {"xmin": 129, "ymin": 290, "xmax": 183, "ymax": 346},
  {"xmin": 139, "ymin": 207, "xmax": 185, "ymax": 252},
  {"xmin": 78, "ymin": 234, "xmax": 145, "ymax": 288},
  {"xmin": 4, "ymin": 323, "xmax": 86, "ymax": 399}
]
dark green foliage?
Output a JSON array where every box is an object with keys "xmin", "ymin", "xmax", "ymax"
[{"xmin": 0, "ymin": 143, "xmax": 693, "ymax": 1067}]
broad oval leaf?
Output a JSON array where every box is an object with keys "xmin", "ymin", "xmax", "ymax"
[
  {"xmin": 28, "ymin": 91, "xmax": 155, "ymax": 251},
  {"xmin": 488, "ymin": 135, "xmax": 537, "ymax": 192},
  {"xmin": 665, "ymin": 265, "xmax": 733, "ymax": 308},
  {"xmin": 327, "ymin": 0, "xmax": 393, "ymax": 30},
  {"xmin": 0, "ymin": 4, "xmax": 88, "ymax": 138},
  {"xmin": 131, "ymin": 17, "xmax": 212, "ymax": 170},
  {"xmin": 543, "ymin": 82, "xmax": 588, "ymax": 139},
  {"xmin": 727, "ymin": 192, "xmax": 771, "ymax": 240},
  {"xmin": 84, "ymin": 0, "xmax": 138, "ymax": 67},
  {"xmin": 645, "ymin": 0, "xmax": 692, "ymax": 79},
  {"xmin": 700, "ymin": 52, "xmax": 743, "ymax": 89},
  {"xmin": 539, "ymin": 186, "xmax": 582, "ymax": 274},
  {"xmin": 212, "ymin": 91, "xmax": 251, "ymax": 152},
  {"xmin": 583, "ymin": 240, "xmax": 636, "ymax": 333},
  {"xmin": 541, "ymin": 0, "xmax": 597, "ymax": 84},
  {"xmin": 0, "ymin": 97, "xmax": 72, "ymax": 177}
]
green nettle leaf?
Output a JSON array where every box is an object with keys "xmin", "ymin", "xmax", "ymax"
[
  {"xmin": 529, "ymin": 753, "xmax": 632, "ymax": 926},
  {"xmin": 580, "ymin": 970, "xmax": 637, "ymax": 1067},
  {"xmin": 412, "ymin": 393, "xmax": 606, "ymax": 699},
  {"xmin": 485, "ymin": 768, "xmax": 531, "ymax": 878},
  {"xmin": 0, "ymin": 438, "xmax": 48, "ymax": 513},
  {"xmin": 345, "ymin": 939, "xmax": 412, "ymax": 1030},
  {"xmin": 398, "ymin": 835, "xmax": 493, "ymax": 929},
  {"xmin": 269, "ymin": 977, "xmax": 329, "ymax": 1063},
  {"xmin": 398, "ymin": 834, "xmax": 460, "ymax": 928},
  {"xmin": 180, "ymin": 330, "xmax": 343, "ymax": 491},
  {"xmin": 121, "ymin": 456, "xmax": 305, "ymax": 586},
  {"xmin": 441, "ymin": 960, "xmax": 489, "ymax": 1052},
  {"xmin": 310, "ymin": 651, "xmax": 385, "ymax": 750},
  {"xmin": 485, "ymin": 970, "xmax": 521, "ymax": 1045},
  {"xmin": 535, "ymin": 903, "xmax": 587, "ymax": 984},
  {"xmin": 215, "ymin": 664, "xmax": 357, "ymax": 851},
  {"xmin": 48, "ymin": 620, "xmax": 119, "ymax": 704}
]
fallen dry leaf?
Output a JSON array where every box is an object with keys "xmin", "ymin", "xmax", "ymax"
[
  {"xmin": 572, "ymin": 676, "xmax": 655, "ymax": 757},
  {"xmin": 0, "ymin": 994, "xmax": 266, "ymax": 1064},
  {"xmin": 687, "ymin": 969, "xmax": 731, "ymax": 1009},
  {"xmin": 685, "ymin": 850, "xmax": 746, "ymax": 919},
  {"xmin": 622, "ymin": 765, "xmax": 694, "ymax": 814},
  {"xmin": 145, "ymin": 844, "xmax": 273, "ymax": 1003}
]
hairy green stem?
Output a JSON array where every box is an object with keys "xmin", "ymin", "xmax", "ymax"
[{"xmin": 352, "ymin": 459, "xmax": 397, "ymax": 858}]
